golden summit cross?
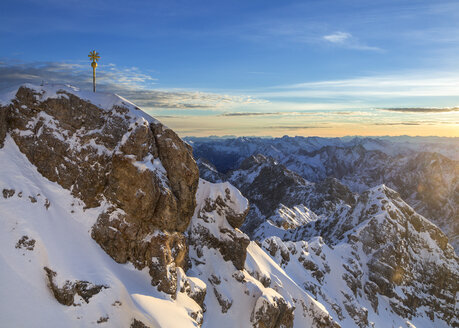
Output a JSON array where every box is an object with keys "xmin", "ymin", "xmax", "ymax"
[{"xmin": 88, "ymin": 50, "xmax": 100, "ymax": 92}]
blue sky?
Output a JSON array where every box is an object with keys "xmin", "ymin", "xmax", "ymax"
[{"xmin": 1, "ymin": 0, "xmax": 458, "ymax": 136}]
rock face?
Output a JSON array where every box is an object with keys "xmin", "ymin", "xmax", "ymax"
[
  {"xmin": 250, "ymin": 294, "xmax": 294, "ymax": 328},
  {"xmin": 0, "ymin": 105, "xmax": 7, "ymax": 148},
  {"xmin": 44, "ymin": 267, "xmax": 108, "ymax": 306},
  {"xmin": 257, "ymin": 186, "xmax": 458, "ymax": 327},
  {"xmin": 1, "ymin": 84, "xmax": 199, "ymax": 294}
]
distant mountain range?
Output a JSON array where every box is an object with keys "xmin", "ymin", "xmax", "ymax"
[{"xmin": 186, "ymin": 135, "xmax": 459, "ymax": 252}]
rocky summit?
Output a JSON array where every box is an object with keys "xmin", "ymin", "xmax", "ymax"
[
  {"xmin": 1, "ymin": 84, "xmax": 199, "ymax": 296},
  {"xmin": 0, "ymin": 84, "xmax": 457, "ymax": 328}
]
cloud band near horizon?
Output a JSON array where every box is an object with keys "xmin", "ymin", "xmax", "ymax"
[{"xmin": 0, "ymin": 59, "xmax": 458, "ymax": 137}]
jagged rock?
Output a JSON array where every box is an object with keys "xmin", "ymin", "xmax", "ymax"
[
  {"xmin": 0, "ymin": 106, "xmax": 7, "ymax": 148},
  {"xmin": 389, "ymin": 152, "xmax": 459, "ymax": 250},
  {"xmin": 196, "ymin": 158, "xmax": 223, "ymax": 183},
  {"xmin": 2, "ymin": 188, "xmax": 15, "ymax": 198},
  {"xmin": 264, "ymin": 185, "xmax": 458, "ymax": 327},
  {"xmin": 213, "ymin": 287, "xmax": 233, "ymax": 313},
  {"xmin": 92, "ymin": 208, "xmax": 189, "ymax": 294},
  {"xmin": 219, "ymin": 154, "xmax": 356, "ymax": 239},
  {"xmin": 180, "ymin": 275, "xmax": 207, "ymax": 308},
  {"xmin": 152, "ymin": 124, "xmax": 199, "ymax": 231},
  {"xmin": 1, "ymin": 85, "xmax": 199, "ymax": 295},
  {"xmin": 15, "ymin": 235, "xmax": 35, "ymax": 250},
  {"xmin": 233, "ymin": 155, "xmax": 310, "ymax": 217},
  {"xmin": 44, "ymin": 267, "xmax": 108, "ymax": 306},
  {"xmin": 250, "ymin": 293, "xmax": 294, "ymax": 328},
  {"xmin": 263, "ymin": 237, "xmax": 291, "ymax": 267},
  {"xmin": 342, "ymin": 295, "xmax": 369, "ymax": 328},
  {"xmin": 130, "ymin": 319, "xmax": 150, "ymax": 328},
  {"xmin": 268, "ymin": 204, "xmax": 318, "ymax": 230},
  {"xmin": 187, "ymin": 180, "xmax": 250, "ymax": 270},
  {"xmin": 97, "ymin": 316, "xmax": 109, "ymax": 324}
]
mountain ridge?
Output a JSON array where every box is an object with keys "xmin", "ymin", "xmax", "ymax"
[{"xmin": 189, "ymin": 136, "xmax": 459, "ymax": 251}]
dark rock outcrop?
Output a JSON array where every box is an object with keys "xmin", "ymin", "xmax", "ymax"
[
  {"xmin": 15, "ymin": 235, "xmax": 35, "ymax": 251},
  {"xmin": 2, "ymin": 188, "xmax": 15, "ymax": 198},
  {"xmin": 0, "ymin": 106, "xmax": 7, "ymax": 148},
  {"xmin": 250, "ymin": 294, "xmax": 294, "ymax": 328},
  {"xmin": 2, "ymin": 85, "xmax": 199, "ymax": 294},
  {"xmin": 130, "ymin": 319, "xmax": 150, "ymax": 328},
  {"xmin": 44, "ymin": 267, "xmax": 108, "ymax": 306},
  {"xmin": 196, "ymin": 158, "xmax": 223, "ymax": 183}
]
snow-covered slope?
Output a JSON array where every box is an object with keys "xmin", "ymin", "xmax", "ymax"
[
  {"xmin": 0, "ymin": 135, "xmax": 201, "ymax": 327},
  {"xmin": 0, "ymin": 137, "xmax": 338, "ymax": 327},
  {"xmin": 186, "ymin": 179, "xmax": 339, "ymax": 328},
  {"xmin": 0, "ymin": 83, "xmax": 205, "ymax": 327}
]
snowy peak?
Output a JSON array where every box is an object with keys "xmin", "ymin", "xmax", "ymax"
[
  {"xmin": 345, "ymin": 184, "xmax": 452, "ymax": 250},
  {"xmin": 188, "ymin": 179, "xmax": 251, "ymax": 270},
  {"xmin": 1, "ymin": 83, "xmax": 157, "ymax": 123},
  {"xmin": 239, "ymin": 153, "xmax": 276, "ymax": 169}
]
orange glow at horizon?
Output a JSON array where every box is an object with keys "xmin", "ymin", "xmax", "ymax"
[{"xmin": 156, "ymin": 115, "xmax": 459, "ymax": 138}]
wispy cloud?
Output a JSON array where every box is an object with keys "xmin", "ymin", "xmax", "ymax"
[
  {"xmin": 120, "ymin": 89, "xmax": 265, "ymax": 110},
  {"xmin": 219, "ymin": 111, "xmax": 366, "ymax": 117},
  {"xmin": 371, "ymin": 120, "xmax": 458, "ymax": 126},
  {"xmin": 322, "ymin": 31, "xmax": 381, "ymax": 51},
  {"xmin": 323, "ymin": 31, "xmax": 351, "ymax": 43},
  {"xmin": 381, "ymin": 107, "xmax": 459, "ymax": 113},
  {"xmin": 220, "ymin": 112, "xmax": 282, "ymax": 117},
  {"xmin": 372, "ymin": 122, "xmax": 422, "ymax": 126},
  {"xmin": 0, "ymin": 61, "xmax": 156, "ymax": 91},
  {"xmin": 0, "ymin": 61, "xmax": 267, "ymax": 110},
  {"xmin": 1, "ymin": 60, "xmax": 458, "ymax": 138},
  {"xmin": 260, "ymin": 72, "xmax": 459, "ymax": 101},
  {"xmin": 266, "ymin": 125, "xmax": 330, "ymax": 130}
]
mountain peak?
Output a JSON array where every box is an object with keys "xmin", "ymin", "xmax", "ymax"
[
  {"xmin": 0, "ymin": 82, "xmax": 200, "ymax": 293},
  {"xmin": 1, "ymin": 83, "xmax": 159, "ymax": 125}
]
